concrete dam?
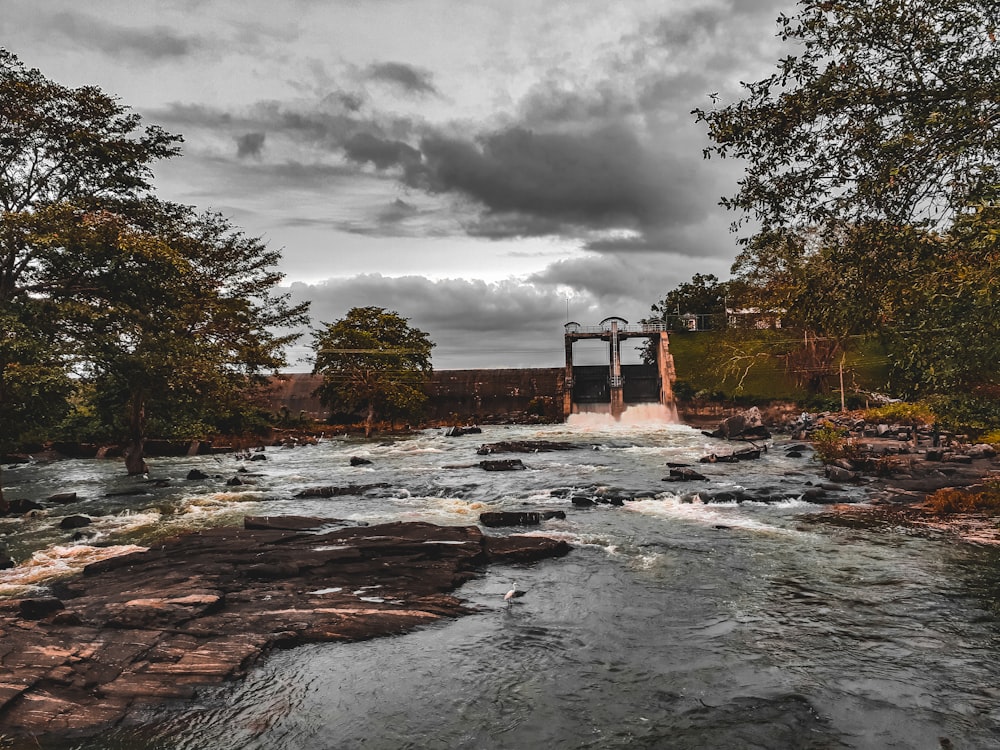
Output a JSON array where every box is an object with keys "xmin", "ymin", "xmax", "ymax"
[{"xmin": 263, "ymin": 318, "xmax": 676, "ymax": 423}]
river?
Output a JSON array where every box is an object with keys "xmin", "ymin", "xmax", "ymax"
[{"xmin": 3, "ymin": 411, "xmax": 1000, "ymax": 749}]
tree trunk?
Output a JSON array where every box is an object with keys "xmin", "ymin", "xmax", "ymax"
[
  {"xmin": 124, "ymin": 390, "xmax": 149, "ymax": 476},
  {"xmin": 364, "ymin": 402, "xmax": 375, "ymax": 439}
]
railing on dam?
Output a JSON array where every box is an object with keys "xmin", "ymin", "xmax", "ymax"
[{"xmin": 564, "ymin": 322, "xmax": 668, "ymax": 335}]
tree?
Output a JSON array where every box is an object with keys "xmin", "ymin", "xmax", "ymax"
[
  {"xmin": 312, "ymin": 307, "xmax": 434, "ymax": 437},
  {"xmin": 694, "ymin": 0, "xmax": 998, "ymax": 235},
  {"xmin": 647, "ymin": 273, "xmax": 730, "ymax": 332},
  {"xmin": 695, "ymin": 1, "xmax": 999, "ymax": 400},
  {"xmin": 0, "ymin": 49, "xmax": 180, "ymax": 300},
  {"xmin": 0, "ymin": 49, "xmax": 181, "ymax": 484},
  {"xmin": 41, "ymin": 201, "xmax": 309, "ymax": 474}
]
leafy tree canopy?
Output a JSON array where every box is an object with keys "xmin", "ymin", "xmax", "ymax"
[
  {"xmin": 648, "ymin": 273, "xmax": 731, "ymax": 330},
  {"xmin": 38, "ymin": 200, "xmax": 309, "ymax": 473},
  {"xmin": 694, "ymin": 0, "xmax": 999, "ymax": 236},
  {"xmin": 0, "ymin": 48, "xmax": 181, "ymax": 300},
  {"xmin": 312, "ymin": 307, "xmax": 434, "ymax": 437}
]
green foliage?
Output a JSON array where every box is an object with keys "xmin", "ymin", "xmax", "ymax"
[
  {"xmin": 312, "ymin": 307, "xmax": 434, "ymax": 437},
  {"xmin": 864, "ymin": 401, "xmax": 936, "ymax": 426},
  {"xmin": 810, "ymin": 424, "xmax": 857, "ymax": 464},
  {"xmin": 38, "ymin": 202, "xmax": 309, "ymax": 470},
  {"xmin": 696, "ymin": 1, "xmax": 999, "ymax": 401},
  {"xmin": 922, "ymin": 395, "xmax": 1000, "ymax": 435},
  {"xmin": 694, "ymin": 0, "xmax": 998, "ymax": 234},
  {"xmin": 646, "ymin": 273, "xmax": 731, "ymax": 331}
]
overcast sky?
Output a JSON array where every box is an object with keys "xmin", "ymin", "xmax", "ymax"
[{"xmin": 4, "ymin": 0, "xmax": 791, "ymax": 369}]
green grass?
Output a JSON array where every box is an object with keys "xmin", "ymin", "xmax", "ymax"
[{"xmin": 666, "ymin": 330, "xmax": 891, "ymax": 404}]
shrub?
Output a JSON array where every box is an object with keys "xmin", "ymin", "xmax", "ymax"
[
  {"xmin": 809, "ymin": 423, "xmax": 859, "ymax": 464},
  {"xmin": 864, "ymin": 401, "xmax": 936, "ymax": 425},
  {"xmin": 925, "ymin": 480, "xmax": 1000, "ymax": 515}
]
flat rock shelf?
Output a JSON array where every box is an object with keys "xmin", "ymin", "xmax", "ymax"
[{"xmin": 0, "ymin": 519, "xmax": 571, "ymax": 738}]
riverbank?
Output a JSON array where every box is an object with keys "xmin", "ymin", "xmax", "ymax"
[{"xmin": 0, "ymin": 520, "xmax": 569, "ymax": 737}]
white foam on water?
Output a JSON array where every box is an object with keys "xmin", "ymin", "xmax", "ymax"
[
  {"xmin": 624, "ymin": 496, "xmax": 805, "ymax": 536},
  {"xmin": 0, "ymin": 543, "xmax": 148, "ymax": 598},
  {"xmin": 567, "ymin": 403, "xmax": 679, "ymax": 428}
]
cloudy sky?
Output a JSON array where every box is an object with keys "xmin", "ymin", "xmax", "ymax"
[{"xmin": 4, "ymin": 0, "xmax": 791, "ymax": 369}]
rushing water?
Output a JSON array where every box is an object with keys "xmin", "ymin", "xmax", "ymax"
[{"xmin": 4, "ymin": 411, "xmax": 1000, "ymax": 749}]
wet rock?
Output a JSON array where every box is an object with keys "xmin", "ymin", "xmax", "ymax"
[
  {"xmin": 226, "ymin": 477, "xmax": 243, "ymax": 486},
  {"xmin": 47, "ymin": 492, "xmax": 78, "ymax": 505},
  {"xmin": 706, "ymin": 407, "xmax": 772, "ymax": 441},
  {"xmin": 476, "ymin": 440, "xmax": 578, "ymax": 455},
  {"xmin": 19, "ymin": 597, "xmax": 65, "ymax": 620},
  {"xmin": 479, "ymin": 511, "xmax": 540, "ymax": 527},
  {"xmin": 786, "ymin": 451, "xmax": 803, "ymax": 458},
  {"xmin": 571, "ymin": 495, "xmax": 595, "ymax": 507},
  {"xmin": 944, "ymin": 453, "xmax": 973, "ymax": 464},
  {"xmin": 59, "ymin": 515, "xmax": 92, "ymax": 530},
  {"xmin": 665, "ymin": 467, "xmax": 707, "ymax": 481},
  {"xmin": 186, "ymin": 469, "xmax": 210, "ymax": 480},
  {"xmin": 243, "ymin": 515, "xmax": 346, "ymax": 531},
  {"xmin": 479, "ymin": 459, "xmax": 526, "ymax": 471},
  {"xmin": 248, "ymin": 453, "xmax": 267, "ymax": 462},
  {"xmin": 825, "ymin": 466, "xmax": 860, "ymax": 483},
  {"xmin": 0, "ymin": 498, "xmax": 43, "ymax": 515},
  {"xmin": 294, "ymin": 483, "xmax": 392, "ymax": 498},
  {"xmin": 541, "ymin": 510, "xmax": 566, "ymax": 520},
  {"xmin": 444, "ymin": 426, "xmax": 482, "ymax": 437},
  {"xmin": 0, "ymin": 548, "xmax": 13, "ymax": 570},
  {"xmin": 706, "ymin": 490, "xmax": 756, "ymax": 504},
  {"xmin": 968, "ymin": 444, "xmax": 997, "ymax": 459},
  {"xmin": 0, "ymin": 520, "xmax": 571, "ymax": 737},
  {"xmin": 349, "ymin": 456, "xmax": 373, "ymax": 466}
]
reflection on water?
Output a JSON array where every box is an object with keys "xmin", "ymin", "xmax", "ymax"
[{"xmin": 4, "ymin": 419, "xmax": 1000, "ymax": 749}]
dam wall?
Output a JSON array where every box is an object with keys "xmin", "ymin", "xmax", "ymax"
[{"xmin": 261, "ymin": 369, "xmax": 566, "ymax": 423}]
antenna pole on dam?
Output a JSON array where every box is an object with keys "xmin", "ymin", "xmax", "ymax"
[{"xmin": 563, "ymin": 319, "xmax": 675, "ymax": 420}]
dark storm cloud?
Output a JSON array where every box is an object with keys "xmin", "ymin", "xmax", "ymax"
[
  {"xmin": 47, "ymin": 11, "xmax": 201, "ymax": 61},
  {"xmin": 365, "ymin": 61, "xmax": 439, "ymax": 96},
  {"xmin": 343, "ymin": 132, "xmax": 422, "ymax": 170},
  {"xmin": 400, "ymin": 125, "xmax": 707, "ymax": 238},
  {"xmin": 236, "ymin": 132, "xmax": 266, "ymax": 158}
]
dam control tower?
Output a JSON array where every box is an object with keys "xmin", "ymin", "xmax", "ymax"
[{"xmin": 563, "ymin": 318, "xmax": 676, "ymax": 420}]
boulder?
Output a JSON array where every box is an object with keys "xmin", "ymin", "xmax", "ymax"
[
  {"xmin": 477, "ymin": 440, "xmax": 577, "ymax": 455},
  {"xmin": 0, "ymin": 498, "xmax": 43, "ymax": 516},
  {"xmin": 968, "ymin": 444, "xmax": 998, "ymax": 459},
  {"xmin": 186, "ymin": 469, "xmax": 210, "ymax": 480},
  {"xmin": 59, "ymin": 515, "xmax": 92, "ymax": 530},
  {"xmin": 479, "ymin": 511, "xmax": 541, "ymax": 527},
  {"xmin": 709, "ymin": 406, "xmax": 772, "ymax": 440},
  {"xmin": 479, "ymin": 459, "xmax": 526, "ymax": 471},
  {"xmin": 665, "ymin": 467, "xmax": 707, "ymax": 481},
  {"xmin": 46, "ymin": 492, "xmax": 78, "ymax": 505},
  {"xmin": 825, "ymin": 466, "xmax": 860, "ymax": 483},
  {"xmin": 444, "ymin": 426, "xmax": 482, "ymax": 437},
  {"xmin": 349, "ymin": 456, "xmax": 373, "ymax": 466},
  {"xmin": 294, "ymin": 483, "xmax": 392, "ymax": 498}
]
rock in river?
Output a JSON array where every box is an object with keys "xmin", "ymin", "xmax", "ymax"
[{"xmin": 0, "ymin": 519, "xmax": 571, "ymax": 738}]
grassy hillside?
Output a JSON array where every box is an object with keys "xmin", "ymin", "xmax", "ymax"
[{"xmin": 667, "ymin": 331, "xmax": 891, "ymax": 406}]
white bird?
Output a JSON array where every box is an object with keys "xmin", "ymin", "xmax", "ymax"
[{"xmin": 504, "ymin": 582, "xmax": 519, "ymax": 608}]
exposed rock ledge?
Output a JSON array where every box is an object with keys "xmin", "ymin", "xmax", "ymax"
[{"xmin": 0, "ymin": 519, "xmax": 571, "ymax": 738}]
